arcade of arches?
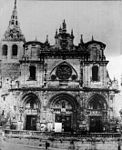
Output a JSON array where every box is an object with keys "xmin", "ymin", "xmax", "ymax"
[{"xmin": 20, "ymin": 93, "xmax": 108, "ymax": 132}]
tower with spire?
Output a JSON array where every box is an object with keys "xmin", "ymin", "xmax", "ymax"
[
  {"xmin": 0, "ymin": 0, "xmax": 25, "ymax": 62},
  {"xmin": 0, "ymin": 0, "xmax": 26, "ymax": 89}
]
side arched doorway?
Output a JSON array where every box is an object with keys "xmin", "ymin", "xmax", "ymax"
[
  {"xmin": 49, "ymin": 93, "xmax": 78, "ymax": 132},
  {"xmin": 87, "ymin": 94, "xmax": 108, "ymax": 132},
  {"xmin": 22, "ymin": 93, "xmax": 40, "ymax": 131}
]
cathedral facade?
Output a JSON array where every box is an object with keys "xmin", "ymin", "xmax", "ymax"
[{"xmin": 0, "ymin": 0, "xmax": 119, "ymax": 132}]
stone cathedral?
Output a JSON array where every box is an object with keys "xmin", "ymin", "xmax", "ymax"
[{"xmin": 0, "ymin": 0, "xmax": 119, "ymax": 132}]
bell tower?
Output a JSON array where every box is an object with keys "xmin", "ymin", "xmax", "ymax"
[
  {"xmin": 0, "ymin": 0, "xmax": 26, "ymax": 84},
  {"xmin": 0, "ymin": 0, "xmax": 25, "ymax": 62}
]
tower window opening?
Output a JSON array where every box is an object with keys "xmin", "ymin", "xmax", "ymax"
[
  {"xmin": 29, "ymin": 66, "xmax": 36, "ymax": 80},
  {"xmin": 2, "ymin": 45, "xmax": 8, "ymax": 56},
  {"xmin": 12, "ymin": 44, "xmax": 18, "ymax": 57},
  {"xmin": 11, "ymin": 21, "xmax": 14, "ymax": 25},
  {"xmin": 92, "ymin": 66, "xmax": 99, "ymax": 81}
]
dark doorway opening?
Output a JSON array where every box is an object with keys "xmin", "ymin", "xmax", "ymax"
[
  {"xmin": 89, "ymin": 116, "xmax": 103, "ymax": 132},
  {"xmin": 26, "ymin": 115, "xmax": 37, "ymax": 130},
  {"xmin": 55, "ymin": 114, "xmax": 71, "ymax": 132}
]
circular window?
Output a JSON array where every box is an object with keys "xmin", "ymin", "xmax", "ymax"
[{"xmin": 56, "ymin": 64, "xmax": 72, "ymax": 80}]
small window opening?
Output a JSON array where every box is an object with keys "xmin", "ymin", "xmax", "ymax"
[
  {"xmin": 29, "ymin": 66, "xmax": 36, "ymax": 80},
  {"xmin": 2, "ymin": 45, "xmax": 8, "ymax": 56},
  {"xmin": 92, "ymin": 66, "xmax": 99, "ymax": 81},
  {"xmin": 12, "ymin": 44, "xmax": 18, "ymax": 56},
  {"xmin": 11, "ymin": 21, "xmax": 14, "ymax": 25}
]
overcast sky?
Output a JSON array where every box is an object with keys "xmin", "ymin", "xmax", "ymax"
[
  {"xmin": 0, "ymin": 0, "xmax": 121, "ymax": 57},
  {"xmin": 0, "ymin": 0, "xmax": 122, "ymax": 115}
]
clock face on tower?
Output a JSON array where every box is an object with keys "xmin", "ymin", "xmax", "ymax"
[{"xmin": 56, "ymin": 64, "xmax": 72, "ymax": 80}]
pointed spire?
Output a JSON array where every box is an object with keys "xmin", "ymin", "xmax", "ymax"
[
  {"xmin": 9, "ymin": 0, "xmax": 18, "ymax": 26},
  {"xmin": 63, "ymin": 19, "xmax": 66, "ymax": 28},
  {"xmin": 2, "ymin": 0, "xmax": 25, "ymax": 41},
  {"xmin": 45, "ymin": 35, "xmax": 49, "ymax": 46},
  {"xmin": 46, "ymin": 35, "xmax": 49, "ymax": 43},
  {"xmin": 62, "ymin": 19, "xmax": 67, "ymax": 33},
  {"xmin": 59, "ymin": 26, "xmax": 62, "ymax": 33},
  {"xmin": 55, "ymin": 29, "xmax": 58, "ymax": 38},
  {"xmin": 71, "ymin": 29, "xmax": 73, "ymax": 35},
  {"xmin": 71, "ymin": 29, "xmax": 74, "ymax": 39},
  {"xmin": 92, "ymin": 35, "xmax": 94, "ymax": 41},
  {"xmin": 80, "ymin": 34, "xmax": 84, "ymax": 44},
  {"xmin": 14, "ymin": 0, "xmax": 17, "ymax": 9},
  {"xmin": 11, "ymin": 0, "xmax": 17, "ymax": 21},
  {"xmin": 35, "ymin": 36, "xmax": 37, "ymax": 41}
]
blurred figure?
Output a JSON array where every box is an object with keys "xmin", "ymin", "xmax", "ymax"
[
  {"xmin": 70, "ymin": 139, "xmax": 75, "ymax": 150},
  {"xmin": 59, "ymin": 138, "xmax": 63, "ymax": 143},
  {"xmin": 45, "ymin": 141, "xmax": 50, "ymax": 150},
  {"xmin": 118, "ymin": 138, "xmax": 121, "ymax": 150},
  {"xmin": 91, "ymin": 137, "xmax": 96, "ymax": 150}
]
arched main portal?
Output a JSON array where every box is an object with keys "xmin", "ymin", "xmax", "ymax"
[
  {"xmin": 49, "ymin": 93, "xmax": 78, "ymax": 132},
  {"xmin": 87, "ymin": 94, "xmax": 108, "ymax": 132},
  {"xmin": 22, "ymin": 93, "xmax": 40, "ymax": 131}
]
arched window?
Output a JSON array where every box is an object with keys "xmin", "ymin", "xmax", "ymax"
[
  {"xmin": 12, "ymin": 44, "xmax": 18, "ymax": 56},
  {"xmin": 2, "ymin": 44, "xmax": 8, "ymax": 56},
  {"xmin": 29, "ymin": 66, "xmax": 36, "ymax": 80},
  {"xmin": 92, "ymin": 66, "xmax": 99, "ymax": 81},
  {"xmin": 88, "ymin": 97, "xmax": 107, "ymax": 110},
  {"xmin": 16, "ymin": 21, "xmax": 18, "ymax": 25},
  {"xmin": 11, "ymin": 21, "xmax": 14, "ymax": 25},
  {"xmin": 25, "ymin": 99, "xmax": 38, "ymax": 110}
]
